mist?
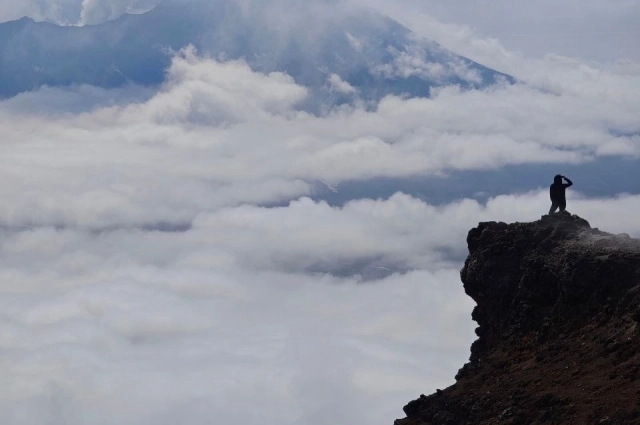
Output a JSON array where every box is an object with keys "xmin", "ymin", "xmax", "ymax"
[{"xmin": 1, "ymin": 1, "xmax": 639, "ymax": 424}]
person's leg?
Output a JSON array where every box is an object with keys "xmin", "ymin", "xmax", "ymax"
[
  {"xmin": 559, "ymin": 200, "xmax": 566, "ymax": 212},
  {"xmin": 549, "ymin": 202, "xmax": 559, "ymax": 215}
]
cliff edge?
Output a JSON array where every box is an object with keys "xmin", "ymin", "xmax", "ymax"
[{"xmin": 396, "ymin": 212, "xmax": 640, "ymax": 425}]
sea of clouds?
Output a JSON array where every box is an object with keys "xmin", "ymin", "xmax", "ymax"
[{"xmin": 1, "ymin": 2, "xmax": 640, "ymax": 424}]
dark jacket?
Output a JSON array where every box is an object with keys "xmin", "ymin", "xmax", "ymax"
[{"xmin": 550, "ymin": 175, "xmax": 573, "ymax": 202}]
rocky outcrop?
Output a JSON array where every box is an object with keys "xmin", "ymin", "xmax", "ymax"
[{"xmin": 396, "ymin": 212, "xmax": 640, "ymax": 425}]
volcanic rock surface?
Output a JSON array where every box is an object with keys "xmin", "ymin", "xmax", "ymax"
[{"xmin": 397, "ymin": 212, "xmax": 640, "ymax": 425}]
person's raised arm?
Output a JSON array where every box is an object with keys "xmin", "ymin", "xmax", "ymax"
[{"xmin": 562, "ymin": 176, "xmax": 573, "ymax": 187}]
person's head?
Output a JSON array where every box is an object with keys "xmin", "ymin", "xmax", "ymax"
[{"xmin": 554, "ymin": 174, "xmax": 563, "ymax": 184}]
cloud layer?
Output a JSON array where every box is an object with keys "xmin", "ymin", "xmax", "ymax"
[
  {"xmin": 1, "ymin": 49, "xmax": 638, "ymax": 231},
  {"xmin": 0, "ymin": 7, "xmax": 639, "ymax": 424},
  {"xmin": 2, "ymin": 190, "xmax": 640, "ymax": 424}
]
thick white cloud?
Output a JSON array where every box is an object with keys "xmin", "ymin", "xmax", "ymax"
[
  {"xmin": 0, "ymin": 8, "xmax": 639, "ymax": 425},
  {"xmin": 1, "ymin": 188, "xmax": 640, "ymax": 424},
  {"xmin": 0, "ymin": 50, "xmax": 637, "ymax": 231},
  {"xmin": 0, "ymin": 264, "xmax": 474, "ymax": 425}
]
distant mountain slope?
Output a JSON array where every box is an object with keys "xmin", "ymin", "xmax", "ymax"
[{"xmin": 0, "ymin": 0, "xmax": 513, "ymax": 103}]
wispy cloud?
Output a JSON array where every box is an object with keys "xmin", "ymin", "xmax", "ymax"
[
  {"xmin": 0, "ymin": 0, "xmax": 159, "ymax": 25},
  {"xmin": 1, "ymin": 50, "xmax": 637, "ymax": 232},
  {"xmin": 0, "ymin": 4, "xmax": 639, "ymax": 424},
  {"xmin": 356, "ymin": 0, "xmax": 640, "ymax": 62}
]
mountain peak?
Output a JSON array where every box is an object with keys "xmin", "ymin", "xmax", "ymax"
[
  {"xmin": 397, "ymin": 214, "xmax": 640, "ymax": 424},
  {"xmin": 0, "ymin": 2, "xmax": 512, "ymax": 105}
]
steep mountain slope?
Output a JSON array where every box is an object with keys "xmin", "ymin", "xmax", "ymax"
[
  {"xmin": 0, "ymin": 0, "xmax": 512, "ymax": 103},
  {"xmin": 397, "ymin": 213, "xmax": 640, "ymax": 425}
]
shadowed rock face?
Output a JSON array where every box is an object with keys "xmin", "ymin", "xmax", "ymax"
[{"xmin": 397, "ymin": 212, "xmax": 640, "ymax": 425}]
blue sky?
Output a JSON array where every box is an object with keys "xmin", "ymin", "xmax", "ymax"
[{"xmin": 0, "ymin": 2, "xmax": 639, "ymax": 425}]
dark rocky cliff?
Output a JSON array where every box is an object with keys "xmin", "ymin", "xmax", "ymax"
[{"xmin": 396, "ymin": 212, "xmax": 640, "ymax": 425}]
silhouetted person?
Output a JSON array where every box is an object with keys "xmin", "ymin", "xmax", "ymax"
[{"xmin": 548, "ymin": 174, "xmax": 573, "ymax": 214}]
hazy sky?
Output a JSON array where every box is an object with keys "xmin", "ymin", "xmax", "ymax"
[
  {"xmin": 0, "ymin": 1, "xmax": 639, "ymax": 425},
  {"xmin": 0, "ymin": 0, "xmax": 638, "ymax": 61},
  {"xmin": 365, "ymin": 0, "xmax": 640, "ymax": 62}
]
